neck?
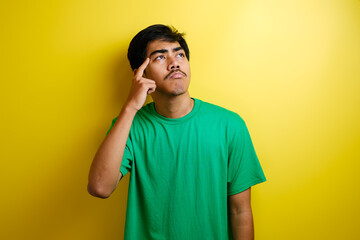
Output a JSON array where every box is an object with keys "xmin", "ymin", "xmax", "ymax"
[{"xmin": 151, "ymin": 92, "xmax": 194, "ymax": 118}]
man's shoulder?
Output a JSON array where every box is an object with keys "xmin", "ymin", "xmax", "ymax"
[{"xmin": 197, "ymin": 99, "xmax": 245, "ymax": 123}]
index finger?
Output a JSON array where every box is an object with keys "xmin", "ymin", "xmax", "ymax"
[{"xmin": 135, "ymin": 58, "xmax": 150, "ymax": 77}]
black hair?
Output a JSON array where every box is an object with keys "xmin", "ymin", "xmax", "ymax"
[{"xmin": 127, "ymin": 24, "xmax": 190, "ymax": 70}]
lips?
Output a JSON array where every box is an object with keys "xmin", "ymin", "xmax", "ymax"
[{"xmin": 170, "ymin": 72, "xmax": 184, "ymax": 78}]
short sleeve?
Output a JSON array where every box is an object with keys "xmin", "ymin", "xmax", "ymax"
[
  {"xmin": 106, "ymin": 117, "xmax": 133, "ymax": 180},
  {"xmin": 227, "ymin": 117, "xmax": 266, "ymax": 195}
]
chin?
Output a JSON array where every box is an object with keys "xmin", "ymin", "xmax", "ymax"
[
  {"xmin": 156, "ymin": 86, "xmax": 188, "ymax": 97},
  {"xmin": 170, "ymin": 91, "xmax": 186, "ymax": 96},
  {"xmin": 169, "ymin": 86, "xmax": 189, "ymax": 96}
]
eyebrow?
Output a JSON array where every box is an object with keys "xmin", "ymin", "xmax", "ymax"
[{"xmin": 149, "ymin": 46, "xmax": 183, "ymax": 58}]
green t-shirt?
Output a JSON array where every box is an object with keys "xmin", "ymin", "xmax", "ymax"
[{"xmin": 107, "ymin": 98, "xmax": 266, "ymax": 240}]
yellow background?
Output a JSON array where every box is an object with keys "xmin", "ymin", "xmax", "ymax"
[{"xmin": 1, "ymin": 0, "xmax": 359, "ymax": 239}]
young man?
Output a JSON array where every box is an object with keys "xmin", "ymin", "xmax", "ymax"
[{"xmin": 88, "ymin": 24, "xmax": 266, "ymax": 240}]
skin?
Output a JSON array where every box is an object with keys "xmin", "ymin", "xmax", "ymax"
[
  {"xmin": 229, "ymin": 188, "xmax": 255, "ymax": 240},
  {"xmin": 143, "ymin": 40, "xmax": 193, "ymax": 118},
  {"xmin": 144, "ymin": 40, "xmax": 191, "ymax": 97},
  {"xmin": 87, "ymin": 39, "xmax": 254, "ymax": 239}
]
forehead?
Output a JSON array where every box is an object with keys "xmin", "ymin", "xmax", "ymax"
[{"xmin": 146, "ymin": 40, "xmax": 181, "ymax": 56}]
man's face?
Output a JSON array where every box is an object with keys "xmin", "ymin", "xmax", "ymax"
[{"xmin": 143, "ymin": 40, "xmax": 191, "ymax": 97}]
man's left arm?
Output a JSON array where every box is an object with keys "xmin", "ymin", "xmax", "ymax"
[{"xmin": 228, "ymin": 188, "xmax": 254, "ymax": 240}]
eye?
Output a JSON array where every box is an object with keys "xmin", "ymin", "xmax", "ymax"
[
  {"xmin": 155, "ymin": 55, "xmax": 165, "ymax": 60},
  {"xmin": 177, "ymin": 53, "xmax": 185, "ymax": 58}
]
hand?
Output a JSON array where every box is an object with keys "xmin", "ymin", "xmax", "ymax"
[{"xmin": 124, "ymin": 58, "xmax": 156, "ymax": 111}]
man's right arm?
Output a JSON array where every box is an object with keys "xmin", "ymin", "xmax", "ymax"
[{"xmin": 87, "ymin": 58, "xmax": 155, "ymax": 198}]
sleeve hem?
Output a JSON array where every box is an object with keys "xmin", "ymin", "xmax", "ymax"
[
  {"xmin": 227, "ymin": 178, "xmax": 267, "ymax": 196},
  {"xmin": 119, "ymin": 167, "xmax": 128, "ymax": 180}
]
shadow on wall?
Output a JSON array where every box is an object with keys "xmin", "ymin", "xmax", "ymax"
[
  {"xmin": 8, "ymin": 45, "xmax": 135, "ymax": 239},
  {"xmin": 107, "ymin": 46, "xmax": 135, "ymax": 113}
]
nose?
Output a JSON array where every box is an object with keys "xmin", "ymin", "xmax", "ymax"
[{"xmin": 167, "ymin": 56, "xmax": 180, "ymax": 71}]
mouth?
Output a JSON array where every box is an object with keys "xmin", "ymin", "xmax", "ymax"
[{"xmin": 165, "ymin": 70, "xmax": 187, "ymax": 79}]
